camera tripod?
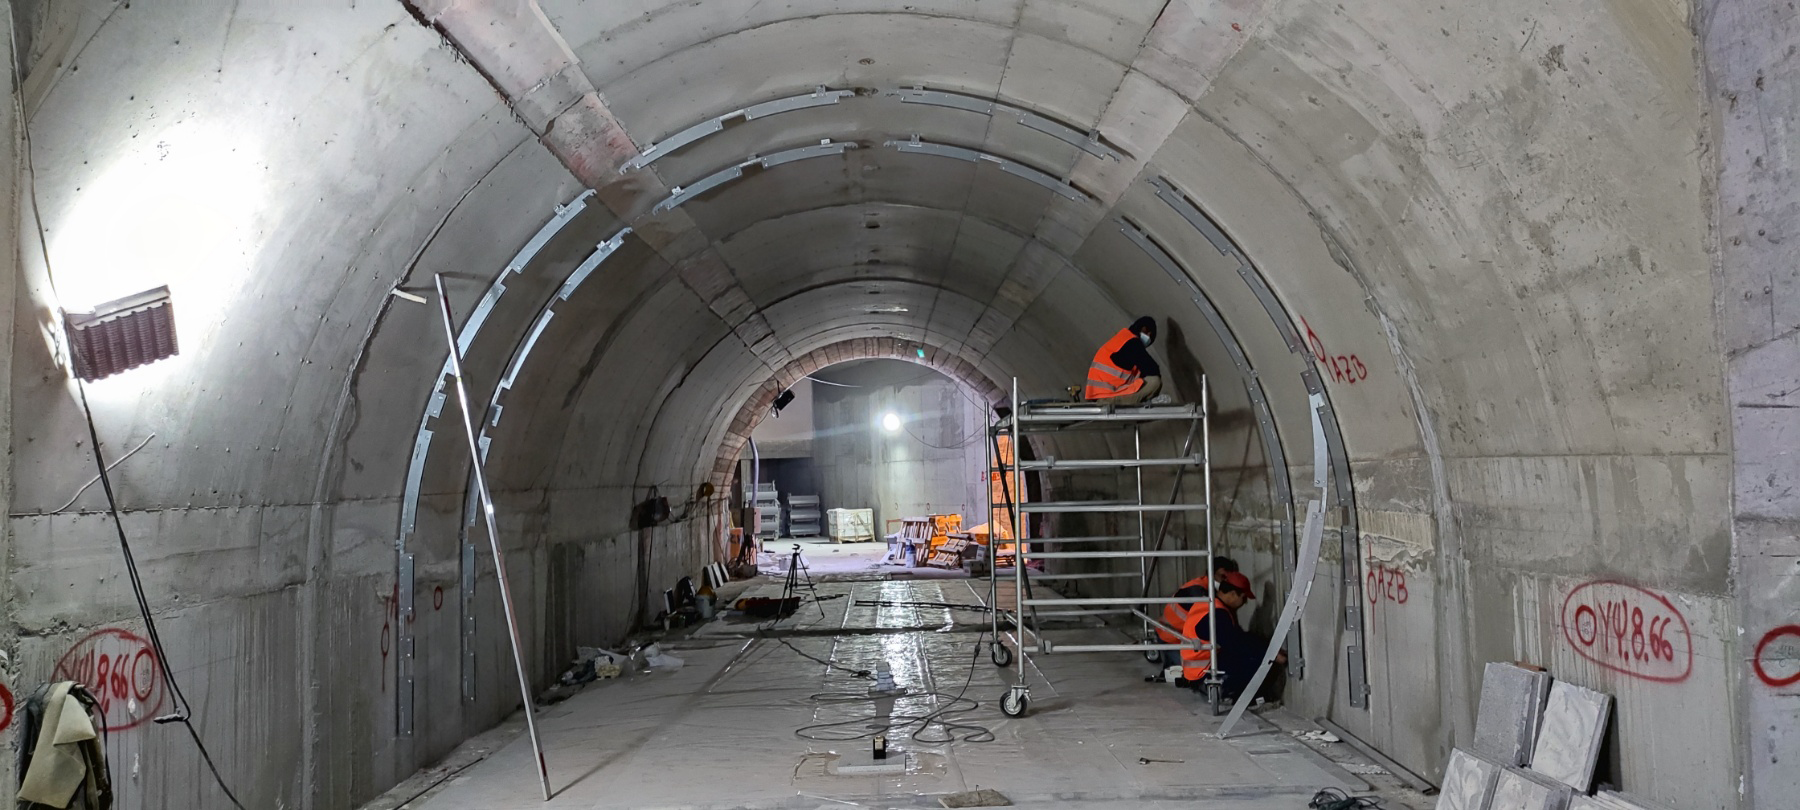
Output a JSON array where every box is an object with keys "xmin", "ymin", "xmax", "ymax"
[{"xmin": 780, "ymin": 543, "xmax": 826, "ymax": 620}]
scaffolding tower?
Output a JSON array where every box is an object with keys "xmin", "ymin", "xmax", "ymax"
[{"xmin": 985, "ymin": 376, "xmax": 1222, "ymax": 717}]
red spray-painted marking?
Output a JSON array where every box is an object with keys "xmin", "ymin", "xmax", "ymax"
[
  {"xmin": 1753, "ymin": 626, "xmax": 1800, "ymax": 688},
  {"xmin": 1366, "ymin": 563, "xmax": 1410, "ymax": 607},
  {"xmin": 434, "ymin": 585, "xmax": 445, "ymax": 611},
  {"xmin": 1300, "ymin": 317, "xmax": 1369, "ymax": 385},
  {"xmin": 381, "ymin": 583, "xmax": 399, "ymax": 693},
  {"xmin": 53, "ymin": 629, "xmax": 166, "ymax": 730},
  {"xmin": 1559, "ymin": 581, "xmax": 1692, "ymax": 683},
  {"xmin": 0, "ymin": 683, "xmax": 13, "ymax": 732}
]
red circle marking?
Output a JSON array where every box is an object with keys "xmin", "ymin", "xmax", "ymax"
[
  {"xmin": 1754, "ymin": 626, "xmax": 1800, "ymax": 688},
  {"xmin": 0, "ymin": 684, "xmax": 13, "ymax": 732},
  {"xmin": 132, "ymin": 648, "xmax": 157, "ymax": 701},
  {"xmin": 433, "ymin": 585, "xmax": 445, "ymax": 611}
]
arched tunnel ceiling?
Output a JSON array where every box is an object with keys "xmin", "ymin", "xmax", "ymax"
[{"xmin": 14, "ymin": 0, "xmax": 1722, "ymax": 569}]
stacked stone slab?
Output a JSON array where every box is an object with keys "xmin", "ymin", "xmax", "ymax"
[
  {"xmin": 1472, "ymin": 662, "xmax": 1554, "ymax": 766},
  {"xmin": 1448, "ymin": 665, "xmax": 1629, "ymax": 810},
  {"xmin": 1436, "ymin": 749, "xmax": 1506, "ymax": 810},
  {"xmin": 1529, "ymin": 682, "xmax": 1613, "ymax": 793},
  {"xmin": 1492, "ymin": 767, "xmax": 1577, "ymax": 810},
  {"xmin": 1571, "ymin": 791, "xmax": 1680, "ymax": 810}
]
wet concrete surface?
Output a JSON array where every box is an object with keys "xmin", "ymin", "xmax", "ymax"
[{"xmin": 376, "ymin": 575, "xmax": 1423, "ymax": 809}]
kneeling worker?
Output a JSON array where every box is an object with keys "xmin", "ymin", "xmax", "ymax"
[
  {"xmin": 1178, "ymin": 571, "xmax": 1286, "ymax": 702},
  {"xmin": 1085, "ymin": 316, "xmax": 1170, "ymax": 404},
  {"xmin": 1153, "ymin": 556, "xmax": 1240, "ymax": 673}
]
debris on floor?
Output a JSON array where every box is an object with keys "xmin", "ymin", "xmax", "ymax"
[
  {"xmin": 1294, "ymin": 729, "xmax": 1342, "ymax": 743},
  {"xmin": 541, "ymin": 646, "xmax": 628, "ymax": 704},
  {"xmin": 938, "ymin": 787, "xmax": 1012, "ymax": 807},
  {"xmin": 640, "ymin": 643, "xmax": 685, "ymax": 670}
]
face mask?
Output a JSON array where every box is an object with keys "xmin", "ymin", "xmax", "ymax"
[{"xmin": 1139, "ymin": 332, "xmax": 1153, "ymax": 346}]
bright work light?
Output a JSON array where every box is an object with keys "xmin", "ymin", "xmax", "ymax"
[{"xmin": 63, "ymin": 286, "xmax": 179, "ymax": 382}]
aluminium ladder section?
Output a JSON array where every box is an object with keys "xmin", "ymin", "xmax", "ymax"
[{"xmin": 990, "ymin": 376, "xmax": 1220, "ymax": 717}]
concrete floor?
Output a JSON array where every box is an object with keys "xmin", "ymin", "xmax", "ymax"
[{"xmin": 375, "ymin": 576, "xmax": 1420, "ymax": 810}]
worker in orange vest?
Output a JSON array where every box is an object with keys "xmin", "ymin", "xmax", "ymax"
[
  {"xmin": 1178, "ymin": 571, "xmax": 1286, "ymax": 702},
  {"xmin": 1084, "ymin": 316, "xmax": 1170, "ymax": 404},
  {"xmin": 1152, "ymin": 556, "xmax": 1241, "ymax": 673}
]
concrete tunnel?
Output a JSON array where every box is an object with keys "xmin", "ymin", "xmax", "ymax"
[{"xmin": 0, "ymin": 0, "xmax": 1792, "ymax": 808}]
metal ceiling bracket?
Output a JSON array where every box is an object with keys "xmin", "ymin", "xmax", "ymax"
[
  {"xmin": 483, "ymin": 228, "xmax": 631, "ymax": 455},
  {"xmin": 398, "ymin": 190, "xmax": 592, "ymax": 543},
  {"xmin": 892, "ymin": 86, "xmax": 994, "ymax": 115},
  {"xmin": 892, "ymin": 86, "xmax": 1123, "ymax": 160},
  {"xmin": 560, "ymin": 230, "xmax": 630, "ymax": 300},
  {"xmin": 885, "ymin": 137, "xmax": 1090, "ymax": 201},
  {"xmin": 1151, "ymin": 177, "xmax": 1302, "ymax": 353},
  {"xmin": 1116, "ymin": 220, "xmax": 1252, "ymax": 373},
  {"xmin": 1015, "ymin": 113, "xmax": 1121, "ymax": 161},
  {"xmin": 620, "ymin": 86, "xmax": 854, "ymax": 173},
  {"xmin": 652, "ymin": 143, "xmax": 856, "ymax": 214}
]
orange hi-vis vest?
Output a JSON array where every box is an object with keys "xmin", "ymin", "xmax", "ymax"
[
  {"xmin": 1085, "ymin": 327, "xmax": 1145, "ymax": 400},
  {"xmin": 1180, "ymin": 598, "xmax": 1237, "ymax": 681},
  {"xmin": 1158, "ymin": 575, "xmax": 1212, "ymax": 643}
]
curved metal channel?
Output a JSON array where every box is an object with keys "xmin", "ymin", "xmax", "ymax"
[
  {"xmin": 1147, "ymin": 176, "xmax": 1366, "ymax": 705},
  {"xmin": 651, "ymin": 141, "xmax": 857, "ymax": 214},
  {"xmin": 884, "ymin": 136, "xmax": 1092, "ymax": 202},
  {"xmin": 450, "ymin": 226, "xmax": 633, "ymax": 702},
  {"xmin": 891, "ymin": 86, "xmax": 1125, "ymax": 161},
  {"xmin": 620, "ymin": 86, "xmax": 855, "ymax": 173},
  {"xmin": 1115, "ymin": 217, "xmax": 1307, "ymax": 679},
  {"xmin": 392, "ymin": 189, "xmax": 595, "ymax": 728},
  {"xmin": 617, "ymin": 84, "xmax": 1123, "ymax": 177},
  {"xmin": 476, "ymin": 228, "xmax": 633, "ymax": 461},
  {"xmin": 399, "ymin": 190, "xmax": 597, "ymax": 538}
]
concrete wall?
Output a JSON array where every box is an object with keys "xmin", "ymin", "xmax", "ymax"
[
  {"xmin": 1704, "ymin": 1, "xmax": 1800, "ymax": 804},
  {"xmin": 0, "ymin": 1, "xmax": 1774, "ymax": 809},
  {"xmin": 812, "ymin": 360, "xmax": 988, "ymax": 533},
  {"xmin": 0, "ymin": 2, "xmax": 17, "ymax": 795}
]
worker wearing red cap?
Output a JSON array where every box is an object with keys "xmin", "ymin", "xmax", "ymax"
[
  {"xmin": 1153, "ymin": 557, "xmax": 1241, "ymax": 672},
  {"xmin": 1178, "ymin": 571, "xmax": 1286, "ymax": 702}
]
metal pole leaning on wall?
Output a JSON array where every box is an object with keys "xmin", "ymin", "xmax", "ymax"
[{"xmin": 434, "ymin": 274, "xmax": 554, "ymax": 801}]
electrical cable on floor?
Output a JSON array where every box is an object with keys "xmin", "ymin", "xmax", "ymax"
[
  {"xmin": 1308, "ymin": 787, "xmax": 1385, "ymax": 810},
  {"xmin": 765, "ymin": 634, "xmax": 874, "ymax": 681},
  {"xmin": 789, "ymin": 631, "xmax": 997, "ymax": 745}
]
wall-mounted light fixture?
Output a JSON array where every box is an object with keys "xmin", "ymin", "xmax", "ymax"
[
  {"xmin": 881, "ymin": 412, "xmax": 902, "ymax": 432},
  {"xmin": 63, "ymin": 286, "xmax": 179, "ymax": 382},
  {"xmin": 772, "ymin": 389, "xmax": 796, "ymax": 416}
]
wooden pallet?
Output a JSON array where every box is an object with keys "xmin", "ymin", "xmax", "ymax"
[{"xmin": 925, "ymin": 535, "xmax": 970, "ymax": 568}]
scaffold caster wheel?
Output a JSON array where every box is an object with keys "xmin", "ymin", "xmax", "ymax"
[
  {"xmin": 1000, "ymin": 686, "xmax": 1029, "ymax": 718},
  {"xmin": 991, "ymin": 642, "xmax": 1013, "ymax": 667},
  {"xmin": 1206, "ymin": 683, "xmax": 1223, "ymax": 717},
  {"xmin": 1143, "ymin": 642, "xmax": 1162, "ymax": 663}
]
